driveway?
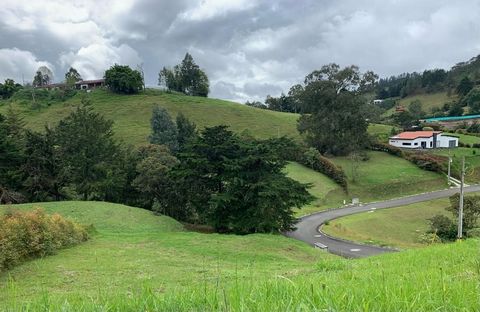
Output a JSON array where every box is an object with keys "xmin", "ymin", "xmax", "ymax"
[{"xmin": 286, "ymin": 184, "xmax": 480, "ymax": 258}]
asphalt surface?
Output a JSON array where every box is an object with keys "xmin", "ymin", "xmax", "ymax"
[{"xmin": 286, "ymin": 184, "xmax": 480, "ymax": 258}]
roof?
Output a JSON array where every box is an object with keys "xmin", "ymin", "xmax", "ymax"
[
  {"xmin": 425, "ymin": 114, "xmax": 480, "ymax": 122},
  {"xmin": 390, "ymin": 131, "xmax": 442, "ymax": 140},
  {"xmin": 75, "ymin": 79, "xmax": 105, "ymax": 85}
]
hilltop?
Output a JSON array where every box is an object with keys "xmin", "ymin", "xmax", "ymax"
[{"xmin": 0, "ymin": 89, "xmax": 299, "ymax": 146}]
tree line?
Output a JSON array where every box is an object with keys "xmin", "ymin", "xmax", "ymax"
[{"xmin": 0, "ymin": 98, "xmax": 310, "ymax": 234}]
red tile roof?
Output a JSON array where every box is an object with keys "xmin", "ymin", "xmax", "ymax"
[{"xmin": 390, "ymin": 131, "xmax": 441, "ymax": 140}]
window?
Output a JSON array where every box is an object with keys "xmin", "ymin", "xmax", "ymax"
[
  {"xmin": 414, "ymin": 142, "xmax": 418, "ymax": 146},
  {"xmin": 402, "ymin": 142, "xmax": 411, "ymax": 146}
]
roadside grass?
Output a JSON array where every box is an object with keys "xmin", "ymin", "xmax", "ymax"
[
  {"xmin": 0, "ymin": 201, "xmax": 332, "ymax": 308},
  {"xmin": 322, "ymin": 198, "xmax": 454, "ymax": 249},
  {"xmin": 330, "ymin": 151, "xmax": 447, "ymax": 203},
  {"xmin": 0, "ymin": 89, "xmax": 300, "ymax": 146},
  {"xmin": 3, "ymin": 238, "xmax": 479, "ymax": 311},
  {"xmin": 285, "ymin": 162, "xmax": 345, "ymax": 216}
]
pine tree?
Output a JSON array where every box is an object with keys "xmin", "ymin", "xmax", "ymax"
[{"xmin": 149, "ymin": 106, "xmax": 178, "ymax": 152}]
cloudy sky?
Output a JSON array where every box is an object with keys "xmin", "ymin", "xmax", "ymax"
[{"xmin": 1, "ymin": 0, "xmax": 480, "ymax": 102}]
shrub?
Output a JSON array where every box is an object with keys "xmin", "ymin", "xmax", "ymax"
[
  {"xmin": 466, "ymin": 228, "xmax": 480, "ymax": 238},
  {"xmin": 0, "ymin": 208, "xmax": 89, "ymax": 272},
  {"xmin": 405, "ymin": 153, "xmax": 447, "ymax": 173},
  {"xmin": 370, "ymin": 142, "xmax": 404, "ymax": 157},
  {"xmin": 299, "ymin": 148, "xmax": 348, "ymax": 191},
  {"xmin": 427, "ymin": 214, "xmax": 457, "ymax": 241},
  {"xmin": 422, "ymin": 126, "xmax": 434, "ymax": 131}
]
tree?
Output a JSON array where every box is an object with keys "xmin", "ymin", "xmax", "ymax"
[
  {"xmin": 448, "ymin": 193, "xmax": 480, "ymax": 231},
  {"xmin": 408, "ymin": 100, "xmax": 425, "ymax": 119},
  {"xmin": 65, "ymin": 67, "xmax": 82, "ymax": 88},
  {"xmin": 245, "ymin": 101, "xmax": 267, "ymax": 109},
  {"xmin": 172, "ymin": 126, "xmax": 312, "ymax": 233},
  {"xmin": 448, "ymin": 101, "xmax": 464, "ymax": 116},
  {"xmin": 104, "ymin": 64, "xmax": 143, "ymax": 94},
  {"xmin": 158, "ymin": 53, "xmax": 209, "ymax": 97},
  {"xmin": 33, "ymin": 66, "xmax": 53, "ymax": 87},
  {"xmin": 297, "ymin": 64, "xmax": 375, "ymax": 156},
  {"xmin": 21, "ymin": 128, "xmax": 64, "ymax": 201},
  {"xmin": 394, "ymin": 111, "xmax": 418, "ymax": 129},
  {"xmin": 0, "ymin": 79, "xmax": 22, "ymax": 99},
  {"xmin": 176, "ymin": 113, "xmax": 197, "ymax": 150},
  {"xmin": 149, "ymin": 106, "xmax": 178, "ymax": 152},
  {"xmin": 462, "ymin": 87, "xmax": 480, "ymax": 114},
  {"xmin": 54, "ymin": 97, "xmax": 120, "ymax": 199},
  {"xmin": 132, "ymin": 144, "xmax": 179, "ymax": 216},
  {"xmin": 456, "ymin": 76, "xmax": 474, "ymax": 97}
]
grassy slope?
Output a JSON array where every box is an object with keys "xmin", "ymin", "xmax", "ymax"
[
  {"xmin": 384, "ymin": 92, "xmax": 456, "ymax": 117},
  {"xmin": 0, "ymin": 89, "xmax": 300, "ymax": 145},
  {"xmin": 322, "ymin": 198, "xmax": 453, "ymax": 249},
  {"xmin": 330, "ymin": 151, "xmax": 446, "ymax": 203},
  {"xmin": 0, "ymin": 201, "xmax": 332, "ymax": 308}
]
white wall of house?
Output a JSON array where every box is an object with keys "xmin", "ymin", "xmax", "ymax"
[{"xmin": 389, "ymin": 134, "xmax": 458, "ymax": 149}]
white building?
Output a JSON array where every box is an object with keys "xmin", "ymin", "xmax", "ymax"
[{"xmin": 389, "ymin": 131, "xmax": 458, "ymax": 149}]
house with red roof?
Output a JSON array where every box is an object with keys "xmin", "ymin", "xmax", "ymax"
[{"xmin": 389, "ymin": 131, "xmax": 458, "ymax": 149}]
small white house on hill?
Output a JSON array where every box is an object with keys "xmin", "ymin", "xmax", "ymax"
[{"xmin": 389, "ymin": 131, "xmax": 458, "ymax": 149}]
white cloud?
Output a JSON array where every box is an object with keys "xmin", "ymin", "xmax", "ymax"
[
  {"xmin": 0, "ymin": 48, "xmax": 53, "ymax": 83},
  {"xmin": 180, "ymin": 0, "xmax": 257, "ymax": 21}
]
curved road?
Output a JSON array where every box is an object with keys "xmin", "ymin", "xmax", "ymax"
[{"xmin": 286, "ymin": 184, "xmax": 480, "ymax": 258}]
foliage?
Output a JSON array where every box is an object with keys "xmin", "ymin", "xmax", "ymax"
[
  {"xmin": 32, "ymin": 66, "xmax": 53, "ymax": 87},
  {"xmin": 245, "ymin": 100, "xmax": 267, "ymax": 109},
  {"xmin": 393, "ymin": 110, "xmax": 418, "ymax": 129},
  {"xmin": 158, "ymin": 53, "xmax": 209, "ymax": 97},
  {"xmin": 54, "ymin": 98, "xmax": 121, "ymax": 200},
  {"xmin": 297, "ymin": 64, "xmax": 375, "ymax": 156},
  {"xmin": 448, "ymin": 193, "xmax": 480, "ymax": 230},
  {"xmin": 175, "ymin": 112, "xmax": 197, "ymax": 150},
  {"xmin": 299, "ymin": 147, "xmax": 348, "ymax": 190},
  {"xmin": 404, "ymin": 153, "xmax": 446, "ymax": 173},
  {"xmin": 456, "ymin": 76, "xmax": 474, "ymax": 96},
  {"xmin": 172, "ymin": 125, "xmax": 312, "ymax": 233},
  {"xmin": 427, "ymin": 214, "xmax": 457, "ymax": 241},
  {"xmin": 462, "ymin": 87, "xmax": 480, "ymax": 114},
  {"xmin": 0, "ymin": 79, "xmax": 22, "ymax": 99},
  {"xmin": 0, "ymin": 208, "xmax": 88, "ymax": 272},
  {"xmin": 65, "ymin": 67, "xmax": 82, "ymax": 88},
  {"xmin": 149, "ymin": 106, "xmax": 178, "ymax": 152},
  {"xmin": 104, "ymin": 64, "xmax": 143, "ymax": 94},
  {"xmin": 448, "ymin": 101, "xmax": 464, "ymax": 116},
  {"xmin": 408, "ymin": 99, "xmax": 425, "ymax": 119}
]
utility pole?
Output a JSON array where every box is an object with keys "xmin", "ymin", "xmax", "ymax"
[
  {"xmin": 447, "ymin": 156, "xmax": 452, "ymax": 186},
  {"xmin": 457, "ymin": 156, "xmax": 465, "ymax": 239}
]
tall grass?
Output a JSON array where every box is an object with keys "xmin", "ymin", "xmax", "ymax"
[{"xmin": 4, "ymin": 239, "xmax": 479, "ymax": 311}]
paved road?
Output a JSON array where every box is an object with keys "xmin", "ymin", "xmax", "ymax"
[{"xmin": 286, "ymin": 184, "xmax": 480, "ymax": 258}]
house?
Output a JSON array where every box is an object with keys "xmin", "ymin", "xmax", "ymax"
[
  {"xmin": 373, "ymin": 99, "xmax": 384, "ymax": 105},
  {"xmin": 389, "ymin": 131, "xmax": 458, "ymax": 149},
  {"xmin": 75, "ymin": 79, "xmax": 105, "ymax": 90}
]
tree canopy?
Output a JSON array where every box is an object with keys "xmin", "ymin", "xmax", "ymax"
[
  {"xmin": 104, "ymin": 64, "xmax": 143, "ymax": 94},
  {"xmin": 158, "ymin": 53, "xmax": 209, "ymax": 97}
]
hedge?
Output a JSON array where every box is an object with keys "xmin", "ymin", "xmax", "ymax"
[
  {"xmin": 0, "ymin": 208, "xmax": 89, "ymax": 272},
  {"xmin": 299, "ymin": 148, "xmax": 348, "ymax": 191}
]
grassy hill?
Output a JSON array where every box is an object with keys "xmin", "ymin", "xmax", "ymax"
[
  {"xmin": 383, "ymin": 92, "xmax": 457, "ymax": 117},
  {"xmin": 322, "ymin": 197, "xmax": 454, "ymax": 249},
  {"xmin": 0, "ymin": 89, "xmax": 300, "ymax": 145},
  {"xmin": 0, "ymin": 201, "xmax": 331, "ymax": 309},
  {"xmin": 1, "ymin": 202, "xmax": 478, "ymax": 310}
]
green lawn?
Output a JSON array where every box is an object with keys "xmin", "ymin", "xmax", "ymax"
[
  {"xmin": 330, "ymin": 151, "xmax": 447, "ymax": 203},
  {"xmin": 322, "ymin": 198, "xmax": 453, "ymax": 249},
  {"xmin": 0, "ymin": 89, "xmax": 300, "ymax": 146},
  {"xmin": 285, "ymin": 162, "xmax": 345, "ymax": 216},
  {"xmin": 0, "ymin": 201, "xmax": 332, "ymax": 309},
  {"xmin": 383, "ymin": 92, "xmax": 456, "ymax": 117},
  {"xmin": 368, "ymin": 123, "xmax": 394, "ymax": 142}
]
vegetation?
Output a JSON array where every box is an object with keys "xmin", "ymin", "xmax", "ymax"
[
  {"xmin": 159, "ymin": 53, "xmax": 209, "ymax": 97},
  {"xmin": 0, "ymin": 208, "xmax": 88, "ymax": 272},
  {"xmin": 104, "ymin": 64, "xmax": 143, "ymax": 94},
  {"xmin": 0, "ymin": 79, "xmax": 22, "ymax": 99},
  {"xmin": 323, "ymin": 198, "xmax": 453, "ymax": 248},
  {"xmin": 149, "ymin": 106, "xmax": 179, "ymax": 151}
]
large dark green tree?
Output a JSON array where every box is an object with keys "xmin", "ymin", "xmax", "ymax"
[
  {"xmin": 158, "ymin": 53, "xmax": 209, "ymax": 97},
  {"xmin": 297, "ymin": 64, "xmax": 377, "ymax": 156},
  {"xmin": 104, "ymin": 64, "xmax": 143, "ymax": 94},
  {"xmin": 176, "ymin": 113, "xmax": 197, "ymax": 150},
  {"xmin": 173, "ymin": 126, "xmax": 312, "ymax": 233},
  {"xmin": 463, "ymin": 87, "xmax": 480, "ymax": 114},
  {"xmin": 149, "ymin": 106, "xmax": 178, "ymax": 152},
  {"xmin": 54, "ymin": 98, "xmax": 121, "ymax": 199},
  {"xmin": 65, "ymin": 67, "xmax": 82, "ymax": 88},
  {"xmin": 456, "ymin": 76, "xmax": 474, "ymax": 97}
]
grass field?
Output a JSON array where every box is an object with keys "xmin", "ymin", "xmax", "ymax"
[
  {"xmin": 429, "ymin": 147, "xmax": 480, "ymax": 183},
  {"xmin": 383, "ymin": 92, "xmax": 456, "ymax": 117},
  {"xmin": 0, "ymin": 89, "xmax": 300, "ymax": 146},
  {"xmin": 0, "ymin": 201, "xmax": 332, "ymax": 309},
  {"xmin": 330, "ymin": 151, "xmax": 446, "ymax": 203},
  {"xmin": 322, "ymin": 198, "xmax": 454, "ymax": 249},
  {"xmin": 1, "ymin": 202, "xmax": 478, "ymax": 311}
]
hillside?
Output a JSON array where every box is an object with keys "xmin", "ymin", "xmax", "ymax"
[
  {"xmin": 0, "ymin": 201, "xmax": 332, "ymax": 309},
  {"xmin": 0, "ymin": 202, "xmax": 478, "ymax": 310},
  {"xmin": 0, "ymin": 89, "xmax": 300, "ymax": 145}
]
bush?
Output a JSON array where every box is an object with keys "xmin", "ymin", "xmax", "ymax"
[
  {"xmin": 466, "ymin": 228, "xmax": 480, "ymax": 238},
  {"xmin": 370, "ymin": 142, "xmax": 404, "ymax": 157},
  {"xmin": 0, "ymin": 208, "xmax": 89, "ymax": 272},
  {"xmin": 104, "ymin": 64, "xmax": 143, "ymax": 94},
  {"xmin": 299, "ymin": 148, "xmax": 348, "ymax": 191},
  {"xmin": 427, "ymin": 214, "xmax": 457, "ymax": 241},
  {"xmin": 405, "ymin": 153, "xmax": 447, "ymax": 173}
]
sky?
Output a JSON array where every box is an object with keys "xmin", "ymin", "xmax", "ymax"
[{"xmin": 1, "ymin": 0, "xmax": 480, "ymax": 103}]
